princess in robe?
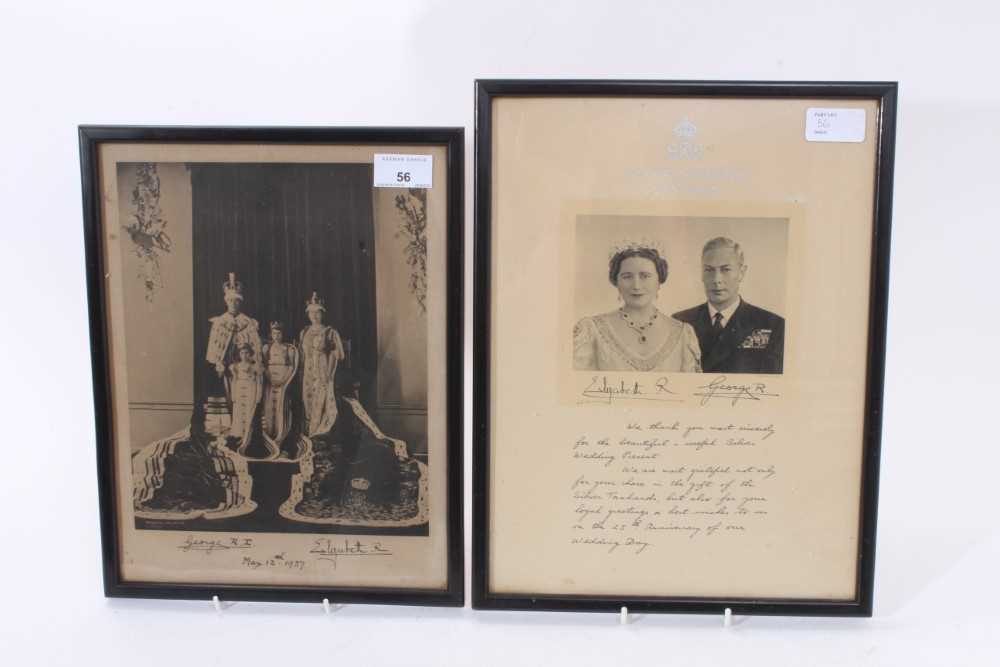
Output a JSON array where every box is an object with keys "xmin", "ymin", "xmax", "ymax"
[
  {"xmin": 261, "ymin": 321, "xmax": 299, "ymax": 456},
  {"xmin": 298, "ymin": 292, "xmax": 345, "ymax": 437},
  {"xmin": 226, "ymin": 343, "xmax": 267, "ymax": 457}
]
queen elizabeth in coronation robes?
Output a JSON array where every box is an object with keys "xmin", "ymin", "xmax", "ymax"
[{"xmin": 298, "ymin": 292, "xmax": 344, "ymax": 438}]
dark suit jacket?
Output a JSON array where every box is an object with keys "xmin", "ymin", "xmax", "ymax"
[{"xmin": 672, "ymin": 300, "xmax": 784, "ymax": 374}]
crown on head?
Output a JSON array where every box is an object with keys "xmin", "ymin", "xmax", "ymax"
[
  {"xmin": 223, "ymin": 272, "xmax": 244, "ymax": 301},
  {"xmin": 608, "ymin": 238, "xmax": 667, "ymax": 262},
  {"xmin": 269, "ymin": 321, "xmax": 284, "ymax": 331},
  {"xmin": 305, "ymin": 291, "xmax": 326, "ymax": 313}
]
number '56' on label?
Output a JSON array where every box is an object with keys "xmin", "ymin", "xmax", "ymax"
[{"xmin": 373, "ymin": 154, "xmax": 433, "ymax": 188}]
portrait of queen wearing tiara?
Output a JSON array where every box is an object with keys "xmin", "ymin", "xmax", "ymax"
[{"xmin": 573, "ymin": 240, "xmax": 702, "ymax": 372}]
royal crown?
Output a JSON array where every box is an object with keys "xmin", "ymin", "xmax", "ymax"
[
  {"xmin": 269, "ymin": 321, "xmax": 284, "ymax": 331},
  {"xmin": 222, "ymin": 272, "xmax": 243, "ymax": 300},
  {"xmin": 305, "ymin": 291, "xmax": 325, "ymax": 312}
]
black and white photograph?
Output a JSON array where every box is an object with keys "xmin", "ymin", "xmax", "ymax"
[
  {"xmin": 572, "ymin": 215, "xmax": 789, "ymax": 374},
  {"xmin": 121, "ymin": 162, "xmax": 429, "ymax": 535}
]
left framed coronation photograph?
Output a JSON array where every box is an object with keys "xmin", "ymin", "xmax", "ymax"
[{"xmin": 79, "ymin": 127, "xmax": 463, "ymax": 605}]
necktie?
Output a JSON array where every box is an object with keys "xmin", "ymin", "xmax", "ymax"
[{"xmin": 713, "ymin": 312, "xmax": 724, "ymax": 332}]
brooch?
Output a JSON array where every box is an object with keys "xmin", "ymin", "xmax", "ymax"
[{"xmin": 739, "ymin": 329, "xmax": 772, "ymax": 349}]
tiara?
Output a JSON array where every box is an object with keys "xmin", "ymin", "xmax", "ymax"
[
  {"xmin": 222, "ymin": 272, "xmax": 244, "ymax": 300},
  {"xmin": 608, "ymin": 238, "xmax": 667, "ymax": 261},
  {"xmin": 269, "ymin": 321, "xmax": 284, "ymax": 330},
  {"xmin": 305, "ymin": 291, "xmax": 326, "ymax": 312}
]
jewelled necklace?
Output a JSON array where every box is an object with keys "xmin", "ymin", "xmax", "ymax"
[{"xmin": 619, "ymin": 308, "xmax": 659, "ymax": 343}]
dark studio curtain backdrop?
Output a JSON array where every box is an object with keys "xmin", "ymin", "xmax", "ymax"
[{"xmin": 190, "ymin": 163, "xmax": 377, "ymax": 409}]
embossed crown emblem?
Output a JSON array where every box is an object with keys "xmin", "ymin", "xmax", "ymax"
[{"xmin": 673, "ymin": 117, "xmax": 697, "ymax": 139}]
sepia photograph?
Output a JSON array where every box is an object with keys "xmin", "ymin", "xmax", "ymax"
[
  {"xmin": 572, "ymin": 215, "xmax": 788, "ymax": 374},
  {"xmin": 123, "ymin": 161, "xmax": 428, "ymax": 535},
  {"xmin": 82, "ymin": 128, "xmax": 463, "ymax": 603}
]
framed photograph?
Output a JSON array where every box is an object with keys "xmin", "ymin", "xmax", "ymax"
[
  {"xmin": 80, "ymin": 126, "xmax": 463, "ymax": 605},
  {"xmin": 473, "ymin": 80, "xmax": 896, "ymax": 616}
]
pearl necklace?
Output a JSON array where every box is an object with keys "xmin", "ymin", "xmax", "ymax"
[{"xmin": 620, "ymin": 308, "xmax": 658, "ymax": 343}]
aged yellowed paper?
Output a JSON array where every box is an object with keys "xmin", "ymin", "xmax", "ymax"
[{"xmin": 488, "ymin": 97, "xmax": 879, "ymax": 599}]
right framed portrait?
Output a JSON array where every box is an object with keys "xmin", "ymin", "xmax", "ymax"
[{"xmin": 473, "ymin": 80, "xmax": 896, "ymax": 616}]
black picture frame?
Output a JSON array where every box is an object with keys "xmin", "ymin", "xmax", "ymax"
[
  {"xmin": 472, "ymin": 80, "xmax": 896, "ymax": 616},
  {"xmin": 80, "ymin": 126, "xmax": 464, "ymax": 606}
]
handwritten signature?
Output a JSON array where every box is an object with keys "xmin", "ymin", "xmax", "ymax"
[
  {"xmin": 310, "ymin": 539, "xmax": 393, "ymax": 569},
  {"xmin": 580, "ymin": 376, "xmax": 681, "ymax": 404},
  {"xmin": 177, "ymin": 536, "xmax": 254, "ymax": 554},
  {"xmin": 693, "ymin": 376, "xmax": 779, "ymax": 406}
]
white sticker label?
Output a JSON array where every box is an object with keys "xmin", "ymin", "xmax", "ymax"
[
  {"xmin": 805, "ymin": 108, "xmax": 866, "ymax": 143},
  {"xmin": 373, "ymin": 153, "xmax": 433, "ymax": 188}
]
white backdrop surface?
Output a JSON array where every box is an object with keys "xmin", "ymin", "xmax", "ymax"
[{"xmin": 1, "ymin": 1, "xmax": 998, "ymax": 665}]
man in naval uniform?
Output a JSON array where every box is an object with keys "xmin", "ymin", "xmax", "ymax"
[{"xmin": 673, "ymin": 237, "xmax": 784, "ymax": 374}]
